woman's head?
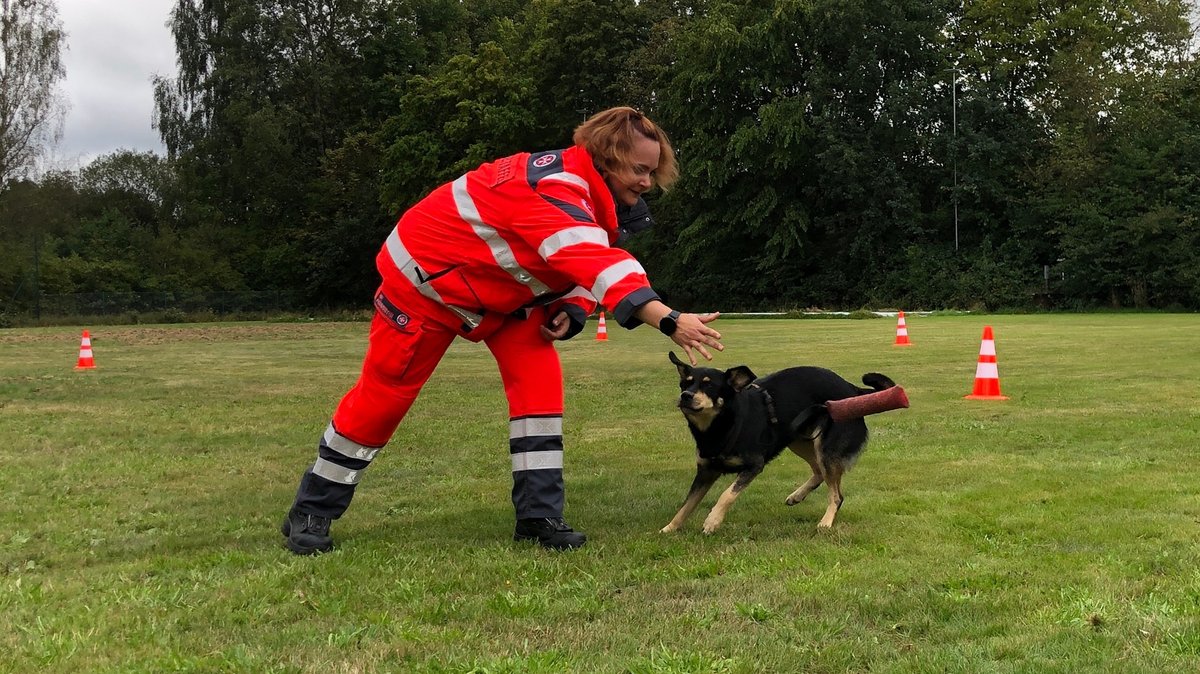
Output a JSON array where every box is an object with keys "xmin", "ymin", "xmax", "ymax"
[{"xmin": 574, "ymin": 107, "xmax": 678, "ymax": 206}]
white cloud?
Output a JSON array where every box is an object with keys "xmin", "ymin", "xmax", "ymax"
[{"xmin": 46, "ymin": 0, "xmax": 178, "ymax": 171}]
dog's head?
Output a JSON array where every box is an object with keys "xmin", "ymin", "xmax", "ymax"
[{"xmin": 668, "ymin": 352, "xmax": 756, "ymax": 431}]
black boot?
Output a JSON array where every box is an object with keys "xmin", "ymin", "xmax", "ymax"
[
  {"xmin": 514, "ymin": 517, "xmax": 586, "ymax": 550},
  {"xmin": 281, "ymin": 509, "xmax": 334, "ymax": 555}
]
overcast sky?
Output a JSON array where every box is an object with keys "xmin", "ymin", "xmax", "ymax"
[{"xmin": 48, "ymin": 0, "xmax": 178, "ymax": 171}]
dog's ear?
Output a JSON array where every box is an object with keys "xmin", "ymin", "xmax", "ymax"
[
  {"xmin": 668, "ymin": 351, "xmax": 691, "ymax": 378},
  {"xmin": 725, "ymin": 366, "xmax": 757, "ymax": 392}
]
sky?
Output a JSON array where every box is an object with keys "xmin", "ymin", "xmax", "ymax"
[{"xmin": 47, "ymin": 0, "xmax": 178, "ymax": 171}]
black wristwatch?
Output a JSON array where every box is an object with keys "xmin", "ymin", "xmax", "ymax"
[{"xmin": 658, "ymin": 310, "xmax": 681, "ymax": 337}]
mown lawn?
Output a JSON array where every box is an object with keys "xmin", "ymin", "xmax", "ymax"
[{"xmin": 2, "ymin": 314, "xmax": 1198, "ymax": 673}]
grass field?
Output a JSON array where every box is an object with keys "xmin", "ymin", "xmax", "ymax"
[{"xmin": 2, "ymin": 314, "xmax": 1199, "ymax": 673}]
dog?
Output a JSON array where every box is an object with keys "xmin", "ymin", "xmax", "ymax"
[{"xmin": 661, "ymin": 351, "xmax": 899, "ymax": 534}]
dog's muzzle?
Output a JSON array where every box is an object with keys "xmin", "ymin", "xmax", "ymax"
[{"xmin": 677, "ymin": 392, "xmax": 704, "ymax": 413}]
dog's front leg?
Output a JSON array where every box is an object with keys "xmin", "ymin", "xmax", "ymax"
[
  {"xmin": 661, "ymin": 464, "xmax": 723, "ymax": 533},
  {"xmin": 702, "ymin": 463, "xmax": 764, "ymax": 534}
]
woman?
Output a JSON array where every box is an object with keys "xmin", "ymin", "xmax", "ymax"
[{"xmin": 282, "ymin": 107, "xmax": 724, "ymax": 553}]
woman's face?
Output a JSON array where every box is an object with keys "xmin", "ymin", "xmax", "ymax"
[{"xmin": 604, "ymin": 134, "xmax": 661, "ymax": 207}]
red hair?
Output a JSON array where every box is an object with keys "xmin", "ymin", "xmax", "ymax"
[{"xmin": 573, "ymin": 107, "xmax": 678, "ymax": 190}]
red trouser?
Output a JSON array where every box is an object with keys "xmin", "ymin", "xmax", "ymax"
[{"xmin": 291, "ymin": 288, "xmax": 566, "ymax": 519}]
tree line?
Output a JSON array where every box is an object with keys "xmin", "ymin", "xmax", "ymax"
[{"xmin": 3, "ymin": 0, "xmax": 1199, "ymax": 321}]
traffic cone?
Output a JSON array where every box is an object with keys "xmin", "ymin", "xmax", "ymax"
[
  {"xmin": 595, "ymin": 312, "xmax": 608, "ymax": 341},
  {"xmin": 893, "ymin": 311, "xmax": 912, "ymax": 346},
  {"xmin": 964, "ymin": 326, "xmax": 1007, "ymax": 400},
  {"xmin": 75, "ymin": 330, "xmax": 96, "ymax": 370}
]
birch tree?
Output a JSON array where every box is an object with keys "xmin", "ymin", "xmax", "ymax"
[{"xmin": 0, "ymin": 0, "xmax": 66, "ymax": 183}]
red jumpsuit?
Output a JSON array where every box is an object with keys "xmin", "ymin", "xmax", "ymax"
[{"xmin": 291, "ymin": 145, "xmax": 661, "ymax": 520}]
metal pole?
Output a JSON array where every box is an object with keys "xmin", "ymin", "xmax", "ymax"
[
  {"xmin": 33, "ymin": 231, "xmax": 41, "ymax": 320},
  {"xmin": 952, "ymin": 67, "xmax": 959, "ymax": 251}
]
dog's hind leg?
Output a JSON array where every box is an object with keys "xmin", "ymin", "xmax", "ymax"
[
  {"xmin": 661, "ymin": 465, "xmax": 722, "ymax": 533},
  {"xmin": 817, "ymin": 460, "xmax": 846, "ymax": 529},
  {"xmin": 785, "ymin": 440, "xmax": 823, "ymax": 505},
  {"xmin": 702, "ymin": 464, "xmax": 764, "ymax": 535}
]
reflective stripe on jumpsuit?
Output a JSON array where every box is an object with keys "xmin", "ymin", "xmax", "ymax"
[{"xmin": 289, "ymin": 286, "xmax": 569, "ymax": 521}]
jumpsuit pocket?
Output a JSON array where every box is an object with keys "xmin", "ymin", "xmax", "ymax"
[
  {"xmin": 417, "ymin": 266, "xmax": 486, "ymax": 314},
  {"xmin": 373, "ymin": 291, "xmax": 418, "ymax": 333}
]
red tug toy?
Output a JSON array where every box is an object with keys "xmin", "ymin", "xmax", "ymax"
[{"xmin": 826, "ymin": 385, "xmax": 910, "ymax": 423}]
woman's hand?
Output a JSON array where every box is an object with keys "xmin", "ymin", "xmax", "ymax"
[
  {"xmin": 539, "ymin": 311, "xmax": 571, "ymax": 341},
  {"xmin": 671, "ymin": 312, "xmax": 723, "ymax": 365}
]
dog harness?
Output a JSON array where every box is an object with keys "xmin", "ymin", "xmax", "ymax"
[
  {"xmin": 747, "ymin": 382, "xmax": 779, "ymax": 425},
  {"xmin": 746, "ymin": 382, "xmax": 829, "ymax": 444},
  {"xmin": 713, "ymin": 384, "xmax": 787, "ymax": 456}
]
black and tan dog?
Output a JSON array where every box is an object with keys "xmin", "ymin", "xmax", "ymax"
[{"xmin": 661, "ymin": 351, "xmax": 900, "ymax": 534}]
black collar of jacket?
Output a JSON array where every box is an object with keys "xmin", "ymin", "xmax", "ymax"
[{"xmin": 615, "ymin": 197, "xmax": 654, "ymax": 247}]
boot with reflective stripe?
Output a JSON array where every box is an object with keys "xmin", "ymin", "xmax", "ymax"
[
  {"xmin": 281, "ymin": 508, "xmax": 334, "ymax": 555},
  {"xmin": 289, "ymin": 422, "xmax": 377, "ymax": 521},
  {"xmin": 514, "ymin": 517, "xmax": 586, "ymax": 550}
]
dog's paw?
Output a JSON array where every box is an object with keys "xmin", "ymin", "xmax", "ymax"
[
  {"xmin": 660, "ymin": 524, "xmax": 678, "ymax": 534},
  {"xmin": 701, "ymin": 518, "xmax": 722, "ymax": 535},
  {"xmin": 786, "ymin": 487, "xmax": 816, "ymax": 505}
]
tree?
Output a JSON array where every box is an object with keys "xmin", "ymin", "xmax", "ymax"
[
  {"xmin": 378, "ymin": 42, "xmax": 535, "ymax": 212},
  {"xmin": 0, "ymin": 0, "xmax": 66, "ymax": 184},
  {"xmin": 1042, "ymin": 62, "xmax": 1200, "ymax": 308},
  {"xmin": 77, "ymin": 150, "xmax": 175, "ymax": 232},
  {"xmin": 649, "ymin": 0, "xmax": 953, "ymax": 309},
  {"xmin": 153, "ymin": 0, "xmax": 470, "ymax": 303},
  {"xmin": 378, "ymin": 0, "xmax": 651, "ymax": 211},
  {"xmin": 0, "ymin": 171, "xmax": 76, "ymax": 315}
]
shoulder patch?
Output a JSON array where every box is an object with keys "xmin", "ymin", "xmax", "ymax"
[{"xmin": 526, "ymin": 149, "xmax": 567, "ymax": 188}]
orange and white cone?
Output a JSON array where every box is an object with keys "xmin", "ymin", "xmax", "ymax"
[
  {"xmin": 964, "ymin": 325, "xmax": 1007, "ymax": 400},
  {"xmin": 595, "ymin": 312, "xmax": 608, "ymax": 341},
  {"xmin": 893, "ymin": 311, "xmax": 912, "ymax": 346},
  {"xmin": 75, "ymin": 330, "xmax": 96, "ymax": 370}
]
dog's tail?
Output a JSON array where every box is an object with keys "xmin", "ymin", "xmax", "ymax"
[{"xmin": 860, "ymin": 372, "xmax": 896, "ymax": 393}]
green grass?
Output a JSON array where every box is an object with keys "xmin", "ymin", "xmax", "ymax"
[{"xmin": 2, "ymin": 315, "xmax": 1199, "ymax": 673}]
